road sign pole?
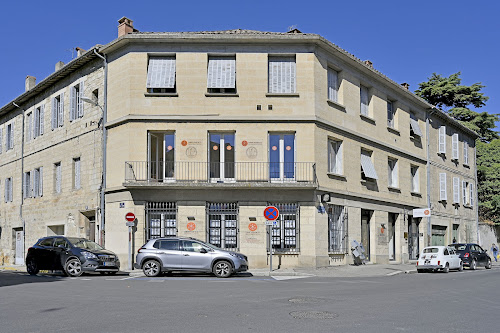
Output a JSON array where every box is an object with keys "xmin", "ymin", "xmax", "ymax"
[
  {"xmin": 269, "ymin": 224, "xmax": 272, "ymax": 272},
  {"xmin": 128, "ymin": 226, "xmax": 132, "ymax": 270}
]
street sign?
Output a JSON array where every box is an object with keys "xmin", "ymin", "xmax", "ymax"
[
  {"xmin": 126, "ymin": 221, "xmax": 135, "ymax": 227},
  {"xmin": 125, "ymin": 212, "xmax": 136, "ymax": 222},
  {"xmin": 265, "ymin": 220, "xmax": 278, "ymax": 226},
  {"xmin": 264, "ymin": 206, "xmax": 279, "ymax": 221},
  {"xmin": 413, "ymin": 208, "xmax": 431, "ymax": 217}
]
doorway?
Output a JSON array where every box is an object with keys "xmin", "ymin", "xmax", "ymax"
[
  {"xmin": 431, "ymin": 225, "xmax": 447, "ymax": 246},
  {"xmin": 388, "ymin": 213, "xmax": 397, "ymax": 261},
  {"xmin": 209, "ymin": 133, "xmax": 235, "ymax": 182},
  {"xmin": 361, "ymin": 210, "xmax": 371, "ymax": 261},
  {"xmin": 269, "ymin": 133, "xmax": 295, "ymax": 181},
  {"xmin": 408, "ymin": 216, "xmax": 420, "ymax": 260},
  {"xmin": 14, "ymin": 229, "xmax": 24, "ymax": 265},
  {"xmin": 149, "ymin": 132, "xmax": 175, "ymax": 181}
]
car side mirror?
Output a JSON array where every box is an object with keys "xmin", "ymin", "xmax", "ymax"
[
  {"xmin": 416, "ymin": 254, "xmax": 419, "ymax": 259},
  {"xmin": 199, "ymin": 248, "xmax": 207, "ymax": 254}
]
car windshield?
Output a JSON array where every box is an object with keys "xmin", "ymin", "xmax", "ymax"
[
  {"xmin": 449, "ymin": 244, "xmax": 467, "ymax": 251},
  {"xmin": 67, "ymin": 238, "xmax": 103, "ymax": 251},
  {"xmin": 423, "ymin": 248, "xmax": 439, "ymax": 253}
]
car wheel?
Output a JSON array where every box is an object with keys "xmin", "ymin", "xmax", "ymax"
[
  {"xmin": 486, "ymin": 259, "xmax": 492, "ymax": 269},
  {"xmin": 213, "ymin": 260, "xmax": 232, "ymax": 278},
  {"xmin": 443, "ymin": 263, "xmax": 449, "ymax": 273},
  {"xmin": 458, "ymin": 262, "xmax": 463, "ymax": 271},
  {"xmin": 143, "ymin": 260, "xmax": 161, "ymax": 277},
  {"xmin": 65, "ymin": 258, "xmax": 83, "ymax": 277},
  {"xmin": 26, "ymin": 257, "xmax": 39, "ymax": 276},
  {"xmin": 470, "ymin": 259, "xmax": 477, "ymax": 270}
]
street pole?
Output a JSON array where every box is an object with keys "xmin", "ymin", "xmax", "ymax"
[
  {"xmin": 268, "ymin": 224, "xmax": 272, "ymax": 272},
  {"xmin": 128, "ymin": 225, "xmax": 132, "ymax": 270}
]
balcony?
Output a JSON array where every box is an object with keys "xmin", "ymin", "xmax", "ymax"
[{"xmin": 124, "ymin": 161, "xmax": 317, "ymax": 188}]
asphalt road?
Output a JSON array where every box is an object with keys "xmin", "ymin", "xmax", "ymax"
[{"xmin": 0, "ymin": 267, "xmax": 498, "ymax": 333}]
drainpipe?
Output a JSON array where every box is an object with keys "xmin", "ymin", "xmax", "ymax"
[
  {"xmin": 426, "ymin": 108, "xmax": 437, "ymax": 247},
  {"xmin": 93, "ymin": 49, "xmax": 107, "ymax": 247},
  {"xmin": 12, "ymin": 102, "xmax": 25, "ymax": 262}
]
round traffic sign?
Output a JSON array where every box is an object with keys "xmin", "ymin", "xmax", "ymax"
[
  {"xmin": 264, "ymin": 206, "xmax": 279, "ymax": 221},
  {"xmin": 125, "ymin": 212, "xmax": 136, "ymax": 222}
]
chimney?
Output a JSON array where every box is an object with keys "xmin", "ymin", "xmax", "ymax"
[
  {"xmin": 25, "ymin": 76, "xmax": 36, "ymax": 91},
  {"xmin": 76, "ymin": 47, "xmax": 86, "ymax": 57},
  {"xmin": 55, "ymin": 61, "xmax": 65, "ymax": 71},
  {"xmin": 364, "ymin": 60, "xmax": 373, "ymax": 68},
  {"xmin": 401, "ymin": 82, "xmax": 410, "ymax": 90},
  {"xmin": 118, "ymin": 17, "xmax": 135, "ymax": 37}
]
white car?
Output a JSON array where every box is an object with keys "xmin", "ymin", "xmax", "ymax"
[{"xmin": 416, "ymin": 246, "xmax": 463, "ymax": 273}]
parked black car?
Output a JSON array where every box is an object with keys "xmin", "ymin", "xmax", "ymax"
[
  {"xmin": 448, "ymin": 243, "xmax": 492, "ymax": 270},
  {"xmin": 26, "ymin": 236, "xmax": 120, "ymax": 277}
]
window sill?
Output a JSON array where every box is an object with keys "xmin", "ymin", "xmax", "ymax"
[
  {"xmin": 411, "ymin": 191, "xmax": 422, "ymax": 197},
  {"xmin": 327, "ymin": 172, "xmax": 346, "ymax": 180},
  {"xmin": 144, "ymin": 92, "xmax": 178, "ymax": 97},
  {"xmin": 327, "ymin": 99, "xmax": 346, "ymax": 111},
  {"xmin": 205, "ymin": 93, "xmax": 239, "ymax": 97},
  {"xmin": 463, "ymin": 164, "xmax": 470, "ymax": 168},
  {"xmin": 360, "ymin": 114, "xmax": 376, "ymax": 124},
  {"xmin": 387, "ymin": 126, "xmax": 400, "ymax": 135},
  {"xmin": 270, "ymin": 250, "xmax": 300, "ymax": 254},
  {"xmin": 266, "ymin": 93, "xmax": 300, "ymax": 98},
  {"xmin": 463, "ymin": 204, "xmax": 473, "ymax": 209},
  {"xmin": 388, "ymin": 186, "xmax": 401, "ymax": 193}
]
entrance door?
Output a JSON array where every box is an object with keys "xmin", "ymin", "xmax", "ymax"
[
  {"xmin": 361, "ymin": 210, "xmax": 371, "ymax": 261},
  {"xmin": 431, "ymin": 225, "xmax": 447, "ymax": 246},
  {"xmin": 269, "ymin": 134, "xmax": 295, "ymax": 182},
  {"xmin": 388, "ymin": 213, "xmax": 397, "ymax": 261},
  {"xmin": 89, "ymin": 220, "xmax": 96, "ymax": 242},
  {"xmin": 408, "ymin": 216, "xmax": 420, "ymax": 260},
  {"xmin": 209, "ymin": 133, "xmax": 235, "ymax": 182},
  {"xmin": 149, "ymin": 133, "xmax": 175, "ymax": 181},
  {"xmin": 15, "ymin": 231, "xmax": 24, "ymax": 265}
]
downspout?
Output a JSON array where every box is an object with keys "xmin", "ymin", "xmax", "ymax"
[
  {"xmin": 94, "ymin": 49, "xmax": 107, "ymax": 247},
  {"xmin": 426, "ymin": 108, "xmax": 437, "ymax": 247},
  {"xmin": 12, "ymin": 102, "xmax": 25, "ymax": 261}
]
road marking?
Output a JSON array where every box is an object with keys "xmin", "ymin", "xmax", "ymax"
[
  {"xmin": 272, "ymin": 275, "xmax": 312, "ymax": 281},
  {"xmin": 80, "ymin": 278, "xmax": 92, "ymax": 281},
  {"xmin": 386, "ymin": 271, "xmax": 403, "ymax": 276}
]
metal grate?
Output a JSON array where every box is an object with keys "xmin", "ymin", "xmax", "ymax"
[
  {"xmin": 206, "ymin": 202, "xmax": 239, "ymax": 251},
  {"xmin": 327, "ymin": 205, "xmax": 348, "ymax": 254},
  {"xmin": 145, "ymin": 202, "xmax": 177, "ymax": 241},
  {"xmin": 268, "ymin": 203, "xmax": 299, "ymax": 252}
]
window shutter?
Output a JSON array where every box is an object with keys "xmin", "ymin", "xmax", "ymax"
[
  {"xmin": 51, "ymin": 98, "xmax": 57, "ymax": 130},
  {"xmin": 360, "ymin": 85, "xmax": 369, "ymax": 116},
  {"xmin": 439, "ymin": 173, "xmax": 447, "ymax": 201},
  {"xmin": 327, "ymin": 68, "xmax": 338, "ymax": 102},
  {"xmin": 4, "ymin": 179, "xmax": 7, "ymax": 203},
  {"xmin": 59, "ymin": 93, "xmax": 64, "ymax": 126},
  {"xmin": 75, "ymin": 159, "xmax": 81, "ymax": 189},
  {"xmin": 56, "ymin": 164, "xmax": 61, "ymax": 193},
  {"xmin": 452, "ymin": 133, "xmax": 459, "ymax": 159},
  {"xmin": 207, "ymin": 57, "xmax": 236, "ymax": 89},
  {"xmin": 462, "ymin": 180, "xmax": 467, "ymax": 205},
  {"xmin": 360, "ymin": 151, "xmax": 378, "ymax": 179},
  {"xmin": 147, "ymin": 57, "xmax": 176, "ymax": 89},
  {"xmin": 34, "ymin": 109, "xmax": 40, "ymax": 138},
  {"xmin": 268, "ymin": 57, "xmax": 295, "ymax": 93},
  {"xmin": 410, "ymin": 118, "xmax": 423, "ymax": 137},
  {"xmin": 463, "ymin": 140, "xmax": 469, "ymax": 164},
  {"xmin": 328, "ymin": 140, "xmax": 334, "ymax": 173},
  {"xmin": 337, "ymin": 141, "xmax": 343, "ymax": 175},
  {"xmin": 31, "ymin": 169, "xmax": 35, "ymax": 198},
  {"xmin": 27, "ymin": 114, "xmax": 32, "ymax": 141},
  {"xmin": 453, "ymin": 177, "xmax": 460, "ymax": 203},
  {"xmin": 23, "ymin": 173, "xmax": 27, "ymax": 199},
  {"xmin": 70, "ymin": 86, "xmax": 76, "ymax": 121},
  {"xmin": 0, "ymin": 128, "xmax": 2, "ymax": 154},
  {"xmin": 470, "ymin": 183, "xmax": 474, "ymax": 207},
  {"xmin": 39, "ymin": 167, "xmax": 43, "ymax": 197},
  {"xmin": 9, "ymin": 123, "xmax": 14, "ymax": 149},
  {"xmin": 412, "ymin": 167, "xmax": 419, "ymax": 192},
  {"xmin": 8, "ymin": 178, "xmax": 12, "ymax": 202},
  {"xmin": 438, "ymin": 126, "xmax": 446, "ymax": 153},
  {"xmin": 39, "ymin": 105, "xmax": 44, "ymax": 135},
  {"xmin": 78, "ymin": 81, "xmax": 84, "ymax": 118}
]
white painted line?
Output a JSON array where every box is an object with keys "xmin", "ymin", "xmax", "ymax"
[
  {"xmin": 272, "ymin": 275, "xmax": 311, "ymax": 281},
  {"xmin": 80, "ymin": 278, "xmax": 92, "ymax": 281},
  {"xmin": 120, "ymin": 276, "xmax": 136, "ymax": 280},
  {"xmin": 386, "ymin": 271, "xmax": 403, "ymax": 276}
]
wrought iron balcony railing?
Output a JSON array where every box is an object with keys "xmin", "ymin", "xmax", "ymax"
[{"xmin": 124, "ymin": 161, "xmax": 316, "ymax": 185}]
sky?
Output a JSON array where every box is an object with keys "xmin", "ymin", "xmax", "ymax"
[{"xmin": 1, "ymin": 0, "xmax": 498, "ymax": 126}]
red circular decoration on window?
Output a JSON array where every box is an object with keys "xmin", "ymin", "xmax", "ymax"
[
  {"xmin": 272, "ymin": 146, "xmax": 277, "ymax": 151},
  {"xmin": 227, "ymin": 145, "xmax": 232, "ymax": 151},
  {"xmin": 167, "ymin": 145, "xmax": 173, "ymax": 151},
  {"xmin": 181, "ymin": 140, "xmax": 188, "ymax": 146},
  {"xmin": 213, "ymin": 145, "xmax": 219, "ymax": 151},
  {"xmin": 242, "ymin": 140, "xmax": 248, "ymax": 146},
  {"xmin": 187, "ymin": 222, "xmax": 196, "ymax": 231},
  {"xmin": 286, "ymin": 146, "xmax": 292, "ymax": 151}
]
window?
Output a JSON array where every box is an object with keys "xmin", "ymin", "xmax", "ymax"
[
  {"xmin": 327, "ymin": 205, "xmax": 347, "ymax": 253},
  {"xmin": 207, "ymin": 202, "xmax": 238, "ymax": 250},
  {"xmin": 26, "ymin": 112, "xmax": 32, "ymax": 141},
  {"xmin": 146, "ymin": 202, "xmax": 177, "ymax": 239},
  {"xmin": 327, "ymin": 68, "xmax": 338, "ymax": 102},
  {"xmin": 207, "ymin": 56, "xmax": 236, "ymax": 94},
  {"xmin": 269, "ymin": 203, "xmax": 299, "ymax": 252},
  {"xmin": 73, "ymin": 158, "xmax": 81, "ymax": 189},
  {"xmin": 463, "ymin": 140, "xmax": 469, "ymax": 165},
  {"xmin": 360, "ymin": 149, "xmax": 378, "ymax": 180},
  {"xmin": 360, "ymin": 85, "xmax": 369, "ymax": 116},
  {"xmin": 328, "ymin": 139, "xmax": 343, "ymax": 175},
  {"xmin": 438, "ymin": 126, "xmax": 446, "ymax": 154},
  {"xmin": 154, "ymin": 240, "xmax": 179, "ymax": 251},
  {"xmin": 439, "ymin": 173, "xmax": 447, "ymax": 201},
  {"xmin": 470, "ymin": 183, "xmax": 474, "ymax": 207},
  {"xmin": 462, "ymin": 180, "xmax": 468, "ymax": 205},
  {"xmin": 23, "ymin": 171, "xmax": 31, "ymax": 198},
  {"xmin": 387, "ymin": 101, "xmax": 395, "ymax": 128},
  {"xmin": 209, "ymin": 133, "xmax": 235, "ymax": 181},
  {"xmin": 33, "ymin": 105, "xmax": 44, "ymax": 138},
  {"xmin": 54, "ymin": 162, "xmax": 62, "ymax": 194},
  {"xmin": 54, "ymin": 238, "xmax": 68, "ymax": 249},
  {"xmin": 70, "ymin": 82, "xmax": 84, "ymax": 121},
  {"xmin": 388, "ymin": 158, "xmax": 398, "ymax": 188},
  {"xmin": 39, "ymin": 238, "xmax": 54, "ymax": 247},
  {"xmin": 33, "ymin": 167, "xmax": 43, "ymax": 198},
  {"xmin": 4, "ymin": 177, "xmax": 13, "ymax": 203},
  {"xmin": 146, "ymin": 56, "xmax": 176, "ymax": 93},
  {"xmin": 410, "ymin": 113, "xmax": 423, "ymax": 137},
  {"xmin": 51, "ymin": 94, "xmax": 64, "ymax": 129},
  {"xmin": 268, "ymin": 56, "xmax": 296, "ymax": 93},
  {"xmin": 92, "ymin": 89, "xmax": 98, "ymax": 102},
  {"xmin": 411, "ymin": 165, "xmax": 419, "ymax": 193},
  {"xmin": 269, "ymin": 133, "xmax": 295, "ymax": 180},
  {"xmin": 182, "ymin": 240, "xmax": 210, "ymax": 253},
  {"xmin": 6, "ymin": 123, "xmax": 13, "ymax": 150},
  {"xmin": 453, "ymin": 177, "xmax": 460, "ymax": 204},
  {"xmin": 452, "ymin": 133, "xmax": 459, "ymax": 160}
]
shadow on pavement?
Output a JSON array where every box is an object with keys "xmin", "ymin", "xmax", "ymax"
[{"xmin": 0, "ymin": 271, "xmax": 66, "ymax": 288}]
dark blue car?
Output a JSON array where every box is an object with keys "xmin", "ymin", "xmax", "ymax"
[{"xmin": 448, "ymin": 243, "xmax": 492, "ymax": 270}]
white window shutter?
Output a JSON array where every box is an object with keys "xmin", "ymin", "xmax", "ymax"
[
  {"xmin": 78, "ymin": 81, "xmax": 84, "ymax": 118},
  {"xmin": 27, "ymin": 114, "xmax": 32, "ymax": 141},
  {"xmin": 4, "ymin": 179, "xmax": 8, "ymax": 203},
  {"xmin": 40, "ymin": 105, "xmax": 44, "ymax": 135},
  {"xmin": 0, "ymin": 128, "xmax": 2, "ymax": 153},
  {"xmin": 9, "ymin": 123, "xmax": 14, "ymax": 149},
  {"xmin": 360, "ymin": 86, "xmax": 369, "ymax": 116},
  {"xmin": 462, "ymin": 180, "xmax": 467, "ymax": 205},
  {"xmin": 23, "ymin": 173, "xmax": 27, "ymax": 199},
  {"xmin": 70, "ymin": 86, "xmax": 76, "ymax": 121},
  {"xmin": 360, "ymin": 151, "xmax": 378, "ymax": 179},
  {"xmin": 452, "ymin": 133, "xmax": 459, "ymax": 159},
  {"xmin": 470, "ymin": 183, "xmax": 474, "ymax": 206},
  {"xmin": 438, "ymin": 126, "xmax": 446, "ymax": 153},
  {"xmin": 327, "ymin": 68, "xmax": 338, "ymax": 102},
  {"xmin": 147, "ymin": 57, "xmax": 176, "ymax": 89},
  {"xmin": 463, "ymin": 140, "xmax": 469, "ymax": 165},
  {"xmin": 413, "ymin": 167, "xmax": 419, "ymax": 192},
  {"xmin": 410, "ymin": 118, "xmax": 423, "ymax": 137},
  {"xmin": 56, "ymin": 164, "xmax": 61, "ymax": 193},
  {"xmin": 59, "ymin": 93, "xmax": 64, "ymax": 126},
  {"xmin": 439, "ymin": 173, "xmax": 447, "ymax": 201},
  {"xmin": 453, "ymin": 177, "xmax": 460, "ymax": 203},
  {"xmin": 337, "ymin": 142, "xmax": 343, "ymax": 174},
  {"xmin": 39, "ymin": 167, "xmax": 43, "ymax": 197},
  {"xmin": 207, "ymin": 57, "xmax": 236, "ymax": 89},
  {"xmin": 51, "ymin": 98, "xmax": 57, "ymax": 130},
  {"xmin": 34, "ymin": 109, "xmax": 39, "ymax": 138},
  {"xmin": 268, "ymin": 57, "xmax": 295, "ymax": 93},
  {"xmin": 75, "ymin": 159, "xmax": 81, "ymax": 189}
]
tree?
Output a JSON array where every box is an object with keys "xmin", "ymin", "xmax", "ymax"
[{"xmin": 476, "ymin": 140, "xmax": 500, "ymax": 223}]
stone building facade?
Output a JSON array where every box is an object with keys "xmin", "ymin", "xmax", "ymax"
[{"xmin": 0, "ymin": 17, "xmax": 478, "ymax": 269}]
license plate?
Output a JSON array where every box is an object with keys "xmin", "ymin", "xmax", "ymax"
[
  {"xmin": 424, "ymin": 260, "xmax": 430, "ymax": 264},
  {"xmin": 104, "ymin": 261, "xmax": 115, "ymax": 266}
]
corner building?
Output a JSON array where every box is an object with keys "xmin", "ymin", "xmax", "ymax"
[{"xmin": 0, "ymin": 18, "xmax": 478, "ymax": 269}]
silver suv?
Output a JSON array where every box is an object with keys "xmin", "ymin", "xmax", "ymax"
[{"xmin": 134, "ymin": 237, "xmax": 248, "ymax": 278}]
